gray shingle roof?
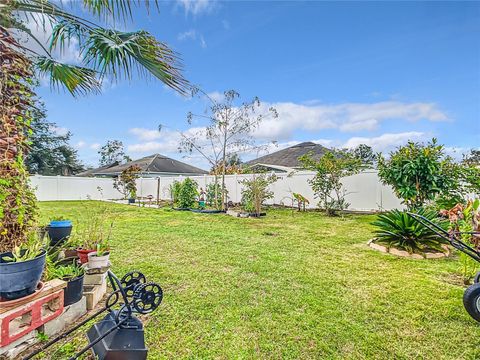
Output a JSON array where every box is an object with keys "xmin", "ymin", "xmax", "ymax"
[
  {"xmin": 77, "ymin": 154, "xmax": 207, "ymax": 176},
  {"xmin": 244, "ymin": 142, "xmax": 331, "ymax": 168}
]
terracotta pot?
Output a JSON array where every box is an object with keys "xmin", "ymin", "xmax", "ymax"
[{"xmin": 77, "ymin": 248, "xmax": 96, "ymax": 264}]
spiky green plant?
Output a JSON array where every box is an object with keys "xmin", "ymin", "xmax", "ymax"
[{"xmin": 372, "ymin": 209, "xmax": 448, "ymax": 254}]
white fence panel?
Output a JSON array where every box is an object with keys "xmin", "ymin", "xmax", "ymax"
[{"xmin": 30, "ymin": 170, "xmax": 404, "ymax": 212}]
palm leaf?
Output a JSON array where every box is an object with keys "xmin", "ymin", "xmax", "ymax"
[
  {"xmin": 36, "ymin": 56, "xmax": 101, "ymax": 96},
  {"xmin": 83, "ymin": 29, "xmax": 189, "ymax": 94}
]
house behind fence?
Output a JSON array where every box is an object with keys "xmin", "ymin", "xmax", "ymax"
[{"xmin": 30, "ymin": 171, "xmax": 403, "ymax": 212}]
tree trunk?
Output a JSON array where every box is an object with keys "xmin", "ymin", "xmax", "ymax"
[{"xmin": 0, "ymin": 27, "xmax": 38, "ymax": 252}]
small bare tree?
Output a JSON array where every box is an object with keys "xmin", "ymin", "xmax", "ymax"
[{"xmin": 179, "ymin": 88, "xmax": 278, "ymax": 210}]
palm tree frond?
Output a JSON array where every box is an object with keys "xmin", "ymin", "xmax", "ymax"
[
  {"xmin": 81, "ymin": 0, "xmax": 158, "ymax": 22},
  {"xmin": 35, "ymin": 56, "xmax": 101, "ymax": 96},
  {"xmin": 83, "ymin": 29, "xmax": 189, "ymax": 94}
]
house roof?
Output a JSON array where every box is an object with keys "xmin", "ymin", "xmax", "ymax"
[
  {"xmin": 77, "ymin": 154, "xmax": 207, "ymax": 177},
  {"xmin": 244, "ymin": 142, "xmax": 331, "ymax": 169}
]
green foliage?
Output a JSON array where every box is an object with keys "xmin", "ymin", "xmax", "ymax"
[
  {"xmin": 240, "ymin": 174, "xmax": 277, "ymax": 215},
  {"xmin": 377, "ymin": 139, "xmax": 461, "ymax": 210},
  {"xmin": 442, "ymin": 200, "xmax": 480, "ymax": 283},
  {"xmin": 113, "ymin": 165, "xmax": 140, "ymax": 199},
  {"xmin": 176, "ymin": 178, "xmax": 198, "ymax": 209},
  {"xmin": 25, "ymin": 101, "xmax": 85, "ymax": 175},
  {"xmin": 1, "ymin": 230, "xmax": 45, "ymax": 262},
  {"xmin": 206, "ymin": 182, "xmax": 223, "ymax": 209},
  {"xmin": 75, "ymin": 208, "xmax": 113, "ymax": 250},
  {"xmin": 300, "ymin": 150, "xmax": 361, "ymax": 216},
  {"xmin": 0, "ymin": 44, "xmax": 38, "ymax": 252},
  {"xmin": 98, "ymin": 140, "xmax": 131, "ymax": 167},
  {"xmin": 372, "ymin": 209, "xmax": 448, "ymax": 254},
  {"xmin": 170, "ymin": 180, "xmax": 182, "ymax": 205},
  {"xmin": 45, "ymin": 259, "xmax": 84, "ymax": 281},
  {"xmin": 4, "ymin": 0, "xmax": 189, "ymax": 96},
  {"xmin": 293, "ymin": 192, "xmax": 309, "ymax": 211},
  {"xmin": 349, "ymin": 144, "xmax": 377, "ymax": 168}
]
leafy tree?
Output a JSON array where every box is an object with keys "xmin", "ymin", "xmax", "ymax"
[
  {"xmin": 113, "ymin": 165, "xmax": 140, "ymax": 199},
  {"xmin": 98, "ymin": 140, "xmax": 131, "ymax": 167},
  {"xmin": 25, "ymin": 103, "xmax": 84, "ymax": 175},
  {"xmin": 240, "ymin": 173, "xmax": 277, "ymax": 216},
  {"xmin": 300, "ymin": 151, "xmax": 361, "ymax": 216},
  {"xmin": 179, "ymin": 89, "xmax": 278, "ymax": 210},
  {"xmin": 377, "ymin": 139, "xmax": 461, "ymax": 210},
  {"xmin": 349, "ymin": 144, "xmax": 376, "ymax": 168},
  {"xmin": 463, "ymin": 149, "xmax": 480, "ymax": 167},
  {"xmin": 1, "ymin": 0, "xmax": 188, "ymax": 251}
]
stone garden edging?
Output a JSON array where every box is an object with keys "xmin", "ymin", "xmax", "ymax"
[{"xmin": 367, "ymin": 238, "xmax": 451, "ymax": 259}]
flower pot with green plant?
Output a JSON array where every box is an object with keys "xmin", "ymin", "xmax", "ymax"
[
  {"xmin": 45, "ymin": 257, "xmax": 85, "ymax": 306},
  {"xmin": 76, "ymin": 210, "xmax": 113, "ymax": 264},
  {"xmin": 0, "ymin": 232, "xmax": 46, "ymax": 300},
  {"xmin": 87, "ymin": 240, "xmax": 111, "ymax": 269}
]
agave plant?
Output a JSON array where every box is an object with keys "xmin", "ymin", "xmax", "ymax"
[{"xmin": 372, "ymin": 209, "xmax": 448, "ymax": 254}]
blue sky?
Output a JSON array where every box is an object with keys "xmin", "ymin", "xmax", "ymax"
[{"xmin": 34, "ymin": 1, "xmax": 480, "ymax": 168}]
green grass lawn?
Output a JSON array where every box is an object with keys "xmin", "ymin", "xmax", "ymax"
[{"xmin": 38, "ymin": 201, "xmax": 479, "ymax": 359}]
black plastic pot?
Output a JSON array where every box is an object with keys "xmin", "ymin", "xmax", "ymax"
[
  {"xmin": 0, "ymin": 250, "xmax": 46, "ymax": 300},
  {"xmin": 64, "ymin": 273, "xmax": 85, "ymax": 306},
  {"xmin": 48, "ymin": 220, "xmax": 73, "ymax": 247}
]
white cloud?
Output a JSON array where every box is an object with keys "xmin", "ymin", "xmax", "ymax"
[
  {"xmin": 176, "ymin": 0, "xmax": 217, "ymax": 16},
  {"xmin": 50, "ymin": 126, "xmax": 69, "ymax": 136},
  {"xmin": 75, "ymin": 141, "xmax": 86, "ymax": 149},
  {"xmin": 342, "ymin": 132, "xmax": 426, "ymax": 152},
  {"xmin": 177, "ymin": 29, "xmax": 207, "ymax": 48},
  {"xmin": 90, "ymin": 143, "xmax": 101, "ymax": 150},
  {"xmin": 199, "ymin": 35, "xmax": 207, "ymax": 48},
  {"xmin": 129, "ymin": 128, "xmax": 162, "ymax": 141},
  {"xmin": 177, "ymin": 29, "xmax": 197, "ymax": 41},
  {"xmin": 251, "ymin": 101, "xmax": 448, "ymax": 141},
  {"xmin": 207, "ymin": 91, "xmax": 224, "ymax": 102}
]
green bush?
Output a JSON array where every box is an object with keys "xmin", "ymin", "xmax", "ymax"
[
  {"xmin": 172, "ymin": 178, "xmax": 198, "ymax": 209},
  {"xmin": 377, "ymin": 139, "xmax": 461, "ymax": 210},
  {"xmin": 372, "ymin": 209, "xmax": 447, "ymax": 254}
]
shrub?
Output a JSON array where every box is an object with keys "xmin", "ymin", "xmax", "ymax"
[
  {"xmin": 299, "ymin": 150, "xmax": 361, "ymax": 216},
  {"xmin": 113, "ymin": 165, "xmax": 141, "ymax": 199},
  {"xmin": 173, "ymin": 178, "xmax": 198, "ymax": 209},
  {"xmin": 206, "ymin": 182, "xmax": 224, "ymax": 209},
  {"xmin": 377, "ymin": 139, "xmax": 461, "ymax": 210},
  {"xmin": 240, "ymin": 174, "xmax": 277, "ymax": 215},
  {"xmin": 372, "ymin": 209, "xmax": 447, "ymax": 254}
]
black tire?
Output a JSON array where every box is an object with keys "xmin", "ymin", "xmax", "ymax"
[
  {"xmin": 463, "ymin": 283, "xmax": 480, "ymax": 322},
  {"xmin": 474, "ymin": 271, "xmax": 480, "ymax": 284}
]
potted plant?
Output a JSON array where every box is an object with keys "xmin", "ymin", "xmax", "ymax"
[
  {"xmin": 87, "ymin": 240, "xmax": 111, "ymax": 268},
  {"xmin": 46, "ymin": 258, "xmax": 85, "ymax": 306},
  {"xmin": 47, "ymin": 216, "xmax": 73, "ymax": 246},
  {"xmin": 76, "ymin": 210, "xmax": 113, "ymax": 264},
  {"xmin": 0, "ymin": 232, "xmax": 46, "ymax": 300}
]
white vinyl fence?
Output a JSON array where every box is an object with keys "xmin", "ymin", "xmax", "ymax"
[{"xmin": 30, "ymin": 171, "xmax": 403, "ymax": 212}]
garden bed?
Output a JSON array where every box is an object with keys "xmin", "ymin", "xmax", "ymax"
[{"xmin": 367, "ymin": 238, "xmax": 451, "ymax": 259}]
